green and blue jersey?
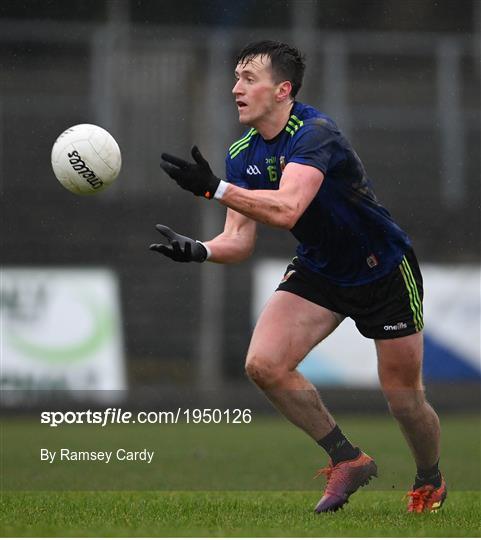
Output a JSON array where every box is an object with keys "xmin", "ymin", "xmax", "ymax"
[{"xmin": 225, "ymin": 101, "xmax": 411, "ymax": 286}]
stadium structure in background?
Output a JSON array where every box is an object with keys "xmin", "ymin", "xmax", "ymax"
[{"xmin": 1, "ymin": 0, "xmax": 480, "ymax": 404}]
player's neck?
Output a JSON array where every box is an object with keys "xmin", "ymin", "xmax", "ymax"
[{"xmin": 255, "ymin": 100, "xmax": 295, "ymax": 140}]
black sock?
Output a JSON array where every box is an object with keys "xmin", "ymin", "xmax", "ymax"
[
  {"xmin": 317, "ymin": 425, "xmax": 360, "ymax": 465},
  {"xmin": 414, "ymin": 461, "xmax": 442, "ymax": 489}
]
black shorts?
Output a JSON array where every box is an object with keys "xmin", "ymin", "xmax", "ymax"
[{"xmin": 276, "ymin": 249, "xmax": 424, "ymax": 340}]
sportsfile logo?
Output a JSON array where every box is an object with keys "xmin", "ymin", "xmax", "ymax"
[
  {"xmin": 67, "ymin": 150, "xmax": 103, "ymax": 189},
  {"xmin": 383, "ymin": 322, "xmax": 408, "ymax": 331},
  {"xmin": 246, "ymin": 165, "xmax": 261, "ymax": 175}
]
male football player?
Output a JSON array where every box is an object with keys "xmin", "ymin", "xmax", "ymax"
[{"xmin": 150, "ymin": 40, "xmax": 447, "ymax": 513}]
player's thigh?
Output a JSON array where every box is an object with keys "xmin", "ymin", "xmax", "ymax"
[
  {"xmin": 376, "ymin": 332, "xmax": 424, "ymax": 390},
  {"xmin": 247, "ymin": 290, "xmax": 341, "ymax": 371}
]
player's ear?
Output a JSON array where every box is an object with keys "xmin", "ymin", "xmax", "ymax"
[{"xmin": 276, "ymin": 80, "xmax": 292, "ymax": 102}]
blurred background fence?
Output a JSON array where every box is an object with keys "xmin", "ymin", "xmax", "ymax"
[{"xmin": 1, "ymin": 1, "xmax": 480, "ymax": 408}]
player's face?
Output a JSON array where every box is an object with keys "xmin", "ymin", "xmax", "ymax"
[{"xmin": 232, "ymin": 55, "xmax": 280, "ymax": 126}]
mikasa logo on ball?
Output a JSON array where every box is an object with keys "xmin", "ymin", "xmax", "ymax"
[{"xmin": 67, "ymin": 150, "xmax": 103, "ymax": 190}]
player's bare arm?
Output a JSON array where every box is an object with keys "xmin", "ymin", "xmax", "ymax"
[
  {"xmin": 218, "ymin": 162, "xmax": 324, "ymax": 229},
  {"xmin": 149, "ymin": 207, "xmax": 256, "ymax": 264},
  {"xmin": 204, "ymin": 208, "xmax": 257, "ymax": 263},
  {"xmin": 159, "ymin": 147, "xmax": 324, "ymax": 230}
]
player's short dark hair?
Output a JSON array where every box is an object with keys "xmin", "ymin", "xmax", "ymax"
[{"xmin": 236, "ymin": 40, "xmax": 306, "ymax": 98}]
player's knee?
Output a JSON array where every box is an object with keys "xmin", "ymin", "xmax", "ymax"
[
  {"xmin": 379, "ymin": 363, "xmax": 423, "ymax": 394},
  {"xmin": 245, "ymin": 354, "xmax": 285, "ymax": 388}
]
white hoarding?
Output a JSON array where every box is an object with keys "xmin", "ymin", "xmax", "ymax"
[{"xmin": 1, "ymin": 268, "xmax": 126, "ymax": 392}]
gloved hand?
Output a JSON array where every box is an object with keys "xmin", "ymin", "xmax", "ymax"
[
  {"xmin": 160, "ymin": 146, "xmax": 221, "ymax": 199},
  {"xmin": 149, "ymin": 224, "xmax": 208, "ymax": 263}
]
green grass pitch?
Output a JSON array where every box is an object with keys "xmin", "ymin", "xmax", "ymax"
[{"xmin": 1, "ymin": 414, "xmax": 480, "ymax": 537}]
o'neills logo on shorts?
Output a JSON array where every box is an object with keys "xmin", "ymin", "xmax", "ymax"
[
  {"xmin": 384, "ymin": 322, "xmax": 408, "ymax": 331},
  {"xmin": 67, "ymin": 150, "xmax": 103, "ymax": 189}
]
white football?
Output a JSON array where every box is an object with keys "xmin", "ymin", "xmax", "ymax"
[{"xmin": 51, "ymin": 124, "xmax": 121, "ymax": 195}]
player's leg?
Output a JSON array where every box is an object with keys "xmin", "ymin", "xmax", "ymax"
[
  {"xmin": 376, "ymin": 332, "xmax": 440, "ymax": 468},
  {"xmin": 245, "ymin": 290, "xmax": 339, "ymax": 440},
  {"xmin": 246, "ymin": 290, "xmax": 377, "ymax": 512},
  {"xmin": 376, "ymin": 332, "xmax": 446, "ymax": 511}
]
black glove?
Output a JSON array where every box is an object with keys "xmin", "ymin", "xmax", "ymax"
[
  {"xmin": 160, "ymin": 146, "xmax": 221, "ymax": 199},
  {"xmin": 149, "ymin": 224, "xmax": 208, "ymax": 263}
]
